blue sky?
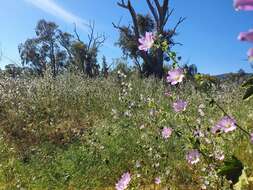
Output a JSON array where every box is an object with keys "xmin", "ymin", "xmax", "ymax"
[{"xmin": 0, "ymin": 0, "xmax": 253, "ymax": 74}]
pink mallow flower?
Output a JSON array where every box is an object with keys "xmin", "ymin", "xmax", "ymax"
[
  {"xmin": 138, "ymin": 32, "xmax": 155, "ymax": 51},
  {"xmin": 211, "ymin": 124, "xmax": 222, "ymax": 134},
  {"xmin": 248, "ymin": 48, "xmax": 253, "ymax": 62},
  {"xmin": 162, "ymin": 127, "xmax": 173, "ymax": 139},
  {"xmin": 115, "ymin": 172, "xmax": 131, "ymax": 190},
  {"xmin": 154, "ymin": 177, "xmax": 161, "ymax": 184},
  {"xmin": 250, "ymin": 133, "xmax": 253, "ymax": 143},
  {"xmin": 186, "ymin": 149, "xmax": 200, "ymax": 165},
  {"xmin": 238, "ymin": 30, "xmax": 253, "ymax": 42},
  {"xmin": 172, "ymin": 100, "xmax": 187, "ymax": 113},
  {"xmin": 212, "ymin": 116, "xmax": 237, "ymax": 134},
  {"xmin": 167, "ymin": 68, "xmax": 185, "ymax": 85},
  {"xmin": 234, "ymin": 0, "xmax": 253, "ymax": 11}
]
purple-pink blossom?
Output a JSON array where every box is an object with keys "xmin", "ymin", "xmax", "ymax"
[
  {"xmin": 250, "ymin": 133, "xmax": 253, "ymax": 143},
  {"xmin": 154, "ymin": 177, "xmax": 161, "ymax": 184},
  {"xmin": 211, "ymin": 122, "xmax": 223, "ymax": 134},
  {"xmin": 238, "ymin": 30, "xmax": 253, "ymax": 42},
  {"xmin": 162, "ymin": 127, "xmax": 173, "ymax": 139},
  {"xmin": 234, "ymin": 0, "xmax": 253, "ymax": 10},
  {"xmin": 248, "ymin": 48, "xmax": 253, "ymax": 61},
  {"xmin": 138, "ymin": 32, "xmax": 155, "ymax": 51},
  {"xmin": 172, "ymin": 100, "xmax": 187, "ymax": 112},
  {"xmin": 115, "ymin": 172, "xmax": 131, "ymax": 190},
  {"xmin": 166, "ymin": 68, "xmax": 185, "ymax": 85},
  {"xmin": 211, "ymin": 116, "xmax": 237, "ymax": 134},
  {"xmin": 186, "ymin": 149, "xmax": 200, "ymax": 165}
]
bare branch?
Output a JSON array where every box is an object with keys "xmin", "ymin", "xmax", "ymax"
[
  {"xmin": 112, "ymin": 21, "xmax": 131, "ymax": 37},
  {"xmin": 164, "ymin": 8, "xmax": 174, "ymax": 24},
  {"xmin": 93, "ymin": 33, "xmax": 106, "ymax": 49},
  {"xmin": 146, "ymin": 0, "xmax": 159, "ymax": 25},
  {"xmin": 162, "ymin": 0, "xmax": 169, "ymax": 16},
  {"xmin": 153, "ymin": 0, "xmax": 161, "ymax": 8},
  {"xmin": 87, "ymin": 21, "xmax": 95, "ymax": 50},
  {"xmin": 155, "ymin": 0, "xmax": 169, "ymax": 31},
  {"xmin": 117, "ymin": 0, "xmax": 128, "ymax": 9},
  {"xmin": 161, "ymin": 0, "xmax": 169, "ymax": 27},
  {"xmin": 172, "ymin": 17, "xmax": 186, "ymax": 35},
  {"xmin": 87, "ymin": 21, "xmax": 106, "ymax": 50},
  {"xmin": 173, "ymin": 42, "xmax": 183, "ymax": 46},
  {"xmin": 116, "ymin": 0, "xmax": 140, "ymax": 39},
  {"xmin": 73, "ymin": 23, "xmax": 81, "ymax": 42}
]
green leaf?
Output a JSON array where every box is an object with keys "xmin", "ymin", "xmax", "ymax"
[
  {"xmin": 189, "ymin": 137, "xmax": 200, "ymax": 149},
  {"xmin": 242, "ymin": 77, "xmax": 253, "ymax": 87},
  {"xmin": 218, "ymin": 156, "xmax": 243, "ymax": 184},
  {"xmin": 243, "ymin": 86, "xmax": 253, "ymax": 100},
  {"xmin": 233, "ymin": 169, "xmax": 249, "ymax": 190}
]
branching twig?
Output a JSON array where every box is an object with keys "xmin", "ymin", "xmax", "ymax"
[
  {"xmin": 172, "ymin": 17, "xmax": 186, "ymax": 35},
  {"xmin": 73, "ymin": 23, "xmax": 81, "ymax": 42},
  {"xmin": 87, "ymin": 21, "xmax": 106, "ymax": 50}
]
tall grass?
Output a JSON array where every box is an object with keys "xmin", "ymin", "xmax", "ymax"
[{"xmin": 0, "ymin": 72, "xmax": 252, "ymax": 189}]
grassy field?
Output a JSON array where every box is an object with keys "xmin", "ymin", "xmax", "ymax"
[{"xmin": 0, "ymin": 72, "xmax": 252, "ymax": 189}]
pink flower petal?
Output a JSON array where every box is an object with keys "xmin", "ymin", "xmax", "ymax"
[
  {"xmin": 162, "ymin": 127, "xmax": 173, "ymax": 139},
  {"xmin": 238, "ymin": 30, "xmax": 253, "ymax": 42},
  {"xmin": 250, "ymin": 133, "xmax": 253, "ymax": 143},
  {"xmin": 138, "ymin": 32, "xmax": 155, "ymax": 52},
  {"xmin": 186, "ymin": 149, "xmax": 200, "ymax": 165},
  {"xmin": 234, "ymin": 0, "xmax": 253, "ymax": 10}
]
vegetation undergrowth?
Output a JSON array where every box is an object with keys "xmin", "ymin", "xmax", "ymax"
[{"xmin": 0, "ymin": 72, "xmax": 252, "ymax": 189}]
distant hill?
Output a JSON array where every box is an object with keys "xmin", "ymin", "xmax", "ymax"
[{"xmin": 215, "ymin": 72, "xmax": 252, "ymax": 80}]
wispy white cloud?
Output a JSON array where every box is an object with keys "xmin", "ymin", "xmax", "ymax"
[
  {"xmin": 24, "ymin": 0, "xmax": 88, "ymax": 32},
  {"xmin": 24, "ymin": 0, "xmax": 117, "ymax": 52}
]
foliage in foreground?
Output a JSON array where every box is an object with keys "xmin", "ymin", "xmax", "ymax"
[{"xmin": 0, "ymin": 72, "xmax": 253, "ymax": 189}]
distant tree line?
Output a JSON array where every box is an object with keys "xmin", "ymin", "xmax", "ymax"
[
  {"xmin": 1, "ymin": 0, "xmax": 240, "ymax": 81},
  {"xmin": 0, "ymin": 0, "xmax": 185, "ymax": 79}
]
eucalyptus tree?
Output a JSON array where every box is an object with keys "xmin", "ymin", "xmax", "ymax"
[
  {"xmin": 19, "ymin": 20, "xmax": 73, "ymax": 76},
  {"xmin": 19, "ymin": 19, "xmax": 106, "ymax": 78}
]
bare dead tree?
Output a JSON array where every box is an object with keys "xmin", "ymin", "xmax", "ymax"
[
  {"xmin": 113, "ymin": 0, "xmax": 185, "ymax": 78},
  {"xmin": 73, "ymin": 21, "xmax": 106, "ymax": 77},
  {"xmin": 87, "ymin": 21, "xmax": 106, "ymax": 51}
]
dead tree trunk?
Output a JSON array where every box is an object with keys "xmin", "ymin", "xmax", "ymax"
[{"xmin": 114, "ymin": 0, "xmax": 185, "ymax": 78}]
